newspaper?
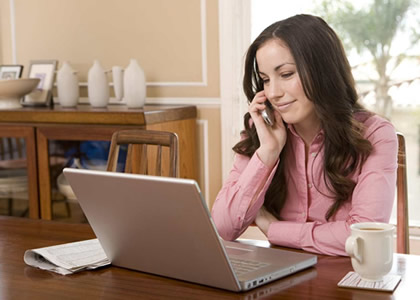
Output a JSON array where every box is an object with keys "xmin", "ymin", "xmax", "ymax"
[{"xmin": 24, "ymin": 239, "xmax": 111, "ymax": 275}]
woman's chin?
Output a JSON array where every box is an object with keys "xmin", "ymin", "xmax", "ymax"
[{"xmin": 278, "ymin": 114, "xmax": 295, "ymax": 125}]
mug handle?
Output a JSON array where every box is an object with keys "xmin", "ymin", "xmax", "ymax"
[{"xmin": 345, "ymin": 236, "xmax": 362, "ymax": 263}]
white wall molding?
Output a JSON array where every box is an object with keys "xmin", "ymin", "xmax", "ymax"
[
  {"xmin": 9, "ymin": 0, "xmax": 208, "ymax": 87},
  {"xmin": 53, "ymin": 97, "xmax": 221, "ymax": 107},
  {"xmin": 218, "ymin": 0, "xmax": 251, "ymax": 181},
  {"xmin": 197, "ymin": 119, "xmax": 210, "ymax": 207},
  {"xmin": 199, "ymin": 0, "xmax": 208, "ymax": 86},
  {"xmin": 9, "ymin": 0, "xmax": 17, "ymax": 64},
  {"xmin": 146, "ymin": 97, "xmax": 220, "ymax": 107}
]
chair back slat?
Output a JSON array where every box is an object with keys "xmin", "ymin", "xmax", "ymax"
[
  {"xmin": 156, "ymin": 145, "xmax": 162, "ymax": 176},
  {"xmin": 396, "ymin": 132, "xmax": 409, "ymax": 254},
  {"xmin": 107, "ymin": 130, "xmax": 178, "ymax": 178},
  {"xmin": 124, "ymin": 144, "xmax": 133, "ymax": 173},
  {"xmin": 140, "ymin": 144, "xmax": 148, "ymax": 175}
]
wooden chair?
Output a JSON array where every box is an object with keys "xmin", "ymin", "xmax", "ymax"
[
  {"xmin": 396, "ymin": 132, "xmax": 409, "ymax": 254},
  {"xmin": 106, "ymin": 130, "xmax": 179, "ymax": 177}
]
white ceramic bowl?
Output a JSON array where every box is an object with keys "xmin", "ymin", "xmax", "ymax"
[
  {"xmin": 0, "ymin": 78, "xmax": 40, "ymax": 109},
  {"xmin": 57, "ymin": 172, "xmax": 77, "ymax": 202}
]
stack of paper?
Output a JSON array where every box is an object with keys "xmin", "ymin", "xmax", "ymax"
[{"xmin": 24, "ymin": 239, "xmax": 111, "ymax": 275}]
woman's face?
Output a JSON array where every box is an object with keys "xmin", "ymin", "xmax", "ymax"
[{"xmin": 256, "ymin": 39, "xmax": 319, "ymax": 128}]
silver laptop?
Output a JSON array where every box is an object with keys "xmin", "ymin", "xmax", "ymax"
[{"xmin": 63, "ymin": 168, "xmax": 317, "ymax": 292}]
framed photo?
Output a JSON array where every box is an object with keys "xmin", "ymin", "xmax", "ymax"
[
  {"xmin": 22, "ymin": 60, "xmax": 57, "ymax": 107},
  {"xmin": 0, "ymin": 65, "xmax": 23, "ymax": 79}
]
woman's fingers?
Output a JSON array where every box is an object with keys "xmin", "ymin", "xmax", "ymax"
[
  {"xmin": 249, "ymin": 91, "xmax": 267, "ymax": 110},
  {"xmin": 249, "ymin": 91, "xmax": 270, "ymax": 125}
]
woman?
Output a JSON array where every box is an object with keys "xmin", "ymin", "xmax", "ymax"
[{"xmin": 211, "ymin": 14, "xmax": 398, "ymax": 256}]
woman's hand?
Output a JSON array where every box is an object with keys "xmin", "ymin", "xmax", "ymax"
[
  {"xmin": 255, "ymin": 206, "xmax": 278, "ymax": 236},
  {"xmin": 249, "ymin": 91, "xmax": 287, "ymax": 168}
]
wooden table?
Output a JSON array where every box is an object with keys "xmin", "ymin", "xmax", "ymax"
[
  {"xmin": 0, "ymin": 104, "xmax": 197, "ymax": 219},
  {"xmin": 1, "ymin": 216, "xmax": 418, "ymax": 299}
]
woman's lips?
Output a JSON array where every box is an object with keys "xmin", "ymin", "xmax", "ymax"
[{"xmin": 276, "ymin": 100, "xmax": 296, "ymax": 111}]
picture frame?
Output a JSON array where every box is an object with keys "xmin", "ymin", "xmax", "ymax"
[
  {"xmin": 0, "ymin": 65, "xmax": 24, "ymax": 79},
  {"xmin": 22, "ymin": 60, "xmax": 57, "ymax": 107}
]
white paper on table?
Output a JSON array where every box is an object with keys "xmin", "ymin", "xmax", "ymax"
[{"xmin": 24, "ymin": 238, "xmax": 111, "ymax": 275}]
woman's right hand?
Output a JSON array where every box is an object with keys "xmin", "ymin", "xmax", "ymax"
[{"xmin": 249, "ymin": 91, "xmax": 287, "ymax": 168}]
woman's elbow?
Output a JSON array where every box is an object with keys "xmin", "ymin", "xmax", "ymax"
[{"xmin": 212, "ymin": 214, "xmax": 240, "ymax": 241}]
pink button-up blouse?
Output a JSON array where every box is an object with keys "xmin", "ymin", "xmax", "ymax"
[{"xmin": 211, "ymin": 113, "xmax": 398, "ymax": 256}]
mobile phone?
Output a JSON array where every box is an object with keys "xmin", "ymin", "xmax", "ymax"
[{"xmin": 261, "ymin": 101, "xmax": 274, "ymax": 126}]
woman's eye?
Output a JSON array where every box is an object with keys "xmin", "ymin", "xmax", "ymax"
[
  {"xmin": 262, "ymin": 78, "xmax": 269, "ymax": 84},
  {"xmin": 281, "ymin": 72, "xmax": 293, "ymax": 78}
]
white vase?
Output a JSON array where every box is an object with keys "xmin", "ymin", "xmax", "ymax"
[
  {"xmin": 123, "ymin": 59, "xmax": 146, "ymax": 108},
  {"xmin": 88, "ymin": 60, "xmax": 109, "ymax": 108},
  {"xmin": 112, "ymin": 66, "xmax": 124, "ymax": 101},
  {"xmin": 57, "ymin": 61, "xmax": 79, "ymax": 107}
]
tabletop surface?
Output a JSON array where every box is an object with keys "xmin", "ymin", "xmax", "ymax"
[
  {"xmin": 0, "ymin": 104, "xmax": 197, "ymax": 125},
  {"xmin": 1, "ymin": 216, "xmax": 418, "ymax": 300}
]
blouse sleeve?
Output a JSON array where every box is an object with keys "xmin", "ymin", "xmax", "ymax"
[
  {"xmin": 267, "ymin": 121, "xmax": 398, "ymax": 256},
  {"xmin": 211, "ymin": 152, "xmax": 279, "ymax": 241}
]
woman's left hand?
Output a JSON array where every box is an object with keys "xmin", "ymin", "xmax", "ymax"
[{"xmin": 255, "ymin": 207, "xmax": 278, "ymax": 236}]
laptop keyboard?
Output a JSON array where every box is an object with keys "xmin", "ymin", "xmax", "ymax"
[{"xmin": 230, "ymin": 258, "xmax": 269, "ymax": 276}]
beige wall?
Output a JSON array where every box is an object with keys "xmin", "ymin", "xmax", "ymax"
[
  {"xmin": 0, "ymin": 0, "xmax": 12, "ymax": 63},
  {"xmin": 0, "ymin": 0, "xmax": 222, "ymax": 206}
]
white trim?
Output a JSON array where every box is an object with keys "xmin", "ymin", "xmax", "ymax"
[
  {"xmin": 10, "ymin": 0, "xmax": 208, "ymax": 87},
  {"xmin": 146, "ymin": 0, "xmax": 208, "ymax": 86},
  {"xmin": 200, "ymin": 0, "xmax": 208, "ymax": 86},
  {"xmin": 218, "ymin": 0, "xmax": 251, "ymax": 181},
  {"xmin": 146, "ymin": 81, "xmax": 207, "ymax": 87},
  {"xmin": 53, "ymin": 97, "xmax": 221, "ymax": 107},
  {"xmin": 197, "ymin": 119, "xmax": 210, "ymax": 207},
  {"xmin": 77, "ymin": 81, "xmax": 208, "ymax": 87},
  {"xmin": 146, "ymin": 97, "xmax": 220, "ymax": 106},
  {"xmin": 9, "ymin": 0, "xmax": 17, "ymax": 64}
]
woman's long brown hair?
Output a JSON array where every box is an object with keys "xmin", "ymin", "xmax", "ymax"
[{"xmin": 233, "ymin": 14, "xmax": 373, "ymax": 220}]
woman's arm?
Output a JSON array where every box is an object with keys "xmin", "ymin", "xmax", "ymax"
[
  {"xmin": 211, "ymin": 152, "xmax": 279, "ymax": 241},
  {"xmin": 258, "ymin": 121, "xmax": 398, "ymax": 256},
  {"xmin": 212, "ymin": 90, "xmax": 286, "ymax": 241}
]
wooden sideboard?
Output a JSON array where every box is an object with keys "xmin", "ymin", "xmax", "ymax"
[{"xmin": 0, "ymin": 104, "xmax": 197, "ymax": 220}]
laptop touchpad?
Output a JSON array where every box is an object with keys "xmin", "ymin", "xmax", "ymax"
[{"xmin": 225, "ymin": 246, "xmax": 254, "ymax": 256}]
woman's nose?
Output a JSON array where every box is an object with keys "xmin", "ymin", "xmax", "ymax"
[{"xmin": 266, "ymin": 81, "xmax": 284, "ymax": 100}]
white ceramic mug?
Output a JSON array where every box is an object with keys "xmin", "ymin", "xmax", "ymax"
[{"xmin": 345, "ymin": 222, "xmax": 394, "ymax": 281}]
